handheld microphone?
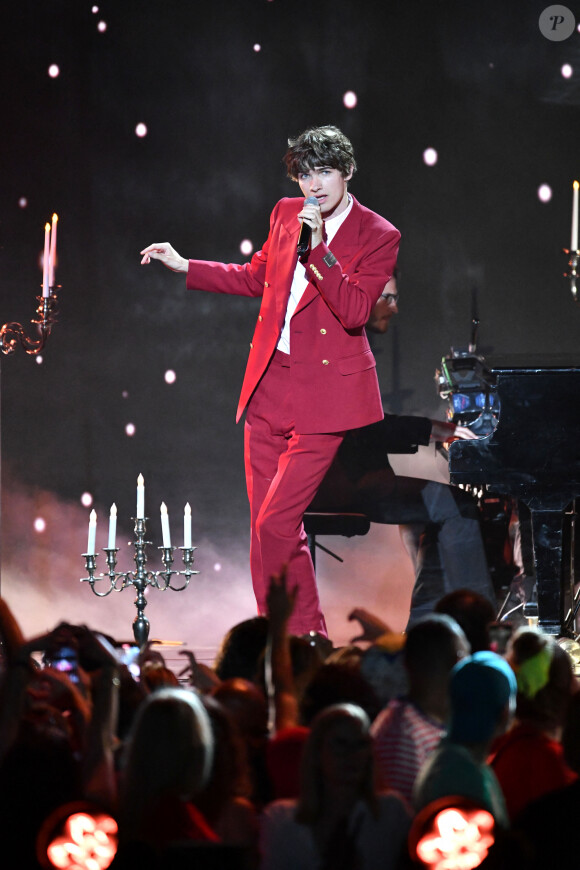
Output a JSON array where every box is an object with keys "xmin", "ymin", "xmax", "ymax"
[{"xmin": 297, "ymin": 196, "xmax": 319, "ymax": 255}]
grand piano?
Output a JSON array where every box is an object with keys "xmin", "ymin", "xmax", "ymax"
[{"xmin": 436, "ymin": 351, "xmax": 580, "ymax": 636}]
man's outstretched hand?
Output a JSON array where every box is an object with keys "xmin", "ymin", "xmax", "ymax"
[{"xmin": 140, "ymin": 242, "xmax": 188, "ymax": 273}]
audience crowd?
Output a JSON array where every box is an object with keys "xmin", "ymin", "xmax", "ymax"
[{"xmin": 0, "ymin": 576, "xmax": 578, "ymax": 870}]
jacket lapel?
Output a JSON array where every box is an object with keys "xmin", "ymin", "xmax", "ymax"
[{"xmin": 293, "ymin": 196, "xmax": 363, "ymax": 316}]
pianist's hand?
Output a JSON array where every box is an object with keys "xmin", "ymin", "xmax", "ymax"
[
  {"xmin": 454, "ymin": 425, "xmax": 479, "ymax": 439},
  {"xmin": 430, "ymin": 420, "xmax": 479, "ymax": 442}
]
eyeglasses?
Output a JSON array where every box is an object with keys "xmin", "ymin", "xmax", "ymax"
[{"xmin": 380, "ymin": 292, "xmax": 399, "ymax": 305}]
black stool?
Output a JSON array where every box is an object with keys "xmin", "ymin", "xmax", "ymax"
[{"xmin": 303, "ymin": 511, "xmax": 371, "ymax": 570}]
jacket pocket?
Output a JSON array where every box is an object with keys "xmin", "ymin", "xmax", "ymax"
[{"xmin": 337, "ymin": 349, "xmax": 376, "ymax": 375}]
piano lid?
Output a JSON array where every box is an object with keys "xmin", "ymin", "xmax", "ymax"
[{"xmin": 484, "ymin": 354, "xmax": 580, "ymax": 373}]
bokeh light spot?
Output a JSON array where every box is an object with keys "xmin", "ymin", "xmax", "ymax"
[
  {"xmin": 538, "ymin": 184, "xmax": 552, "ymax": 202},
  {"xmin": 164, "ymin": 369, "xmax": 177, "ymax": 384},
  {"xmin": 48, "ymin": 64, "xmax": 60, "ymax": 78},
  {"xmin": 343, "ymin": 90, "xmax": 357, "ymax": 108},
  {"xmin": 135, "ymin": 123, "xmax": 148, "ymax": 137},
  {"xmin": 561, "ymin": 64, "xmax": 573, "ymax": 79},
  {"xmin": 423, "ymin": 147, "xmax": 438, "ymax": 166},
  {"xmin": 34, "ymin": 517, "xmax": 46, "ymax": 533},
  {"xmin": 81, "ymin": 492, "xmax": 93, "ymax": 507},
  {"xmin": 18, "ymin": 197, "xmax": 28, "ymax": 208},
  {"xmin": 125, "ymin": 423, "xmax": 136, "ymax": 437},
  {"xmin": 240, "ymin": 239, "xmax": 253, "ymax": 256}
]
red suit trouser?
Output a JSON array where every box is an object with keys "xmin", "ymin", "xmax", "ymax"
[{"xmin": 244, "ymin": 351, "xmax": 344, "ymax": 637}]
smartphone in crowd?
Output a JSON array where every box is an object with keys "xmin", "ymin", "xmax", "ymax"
[
  {"xmin": 44, "ymin": 645, "xmax": 80, "ymax": 684},
  {"xmin": 117, "ymin": 642, "xmax": 140, "ymax": 680}
]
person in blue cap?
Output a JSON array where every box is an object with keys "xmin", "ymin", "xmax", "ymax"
[{"xmin": 413, "ymin": 650, "xmax": 517, "ymax": 828}]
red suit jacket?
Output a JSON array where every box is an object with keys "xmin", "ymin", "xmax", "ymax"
[{"xmin": 186, "ymin": 195, "xmax": 400, "ymax": 433}]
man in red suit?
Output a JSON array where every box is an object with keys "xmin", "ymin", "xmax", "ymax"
[{"xmin": 140, "ymin": 126, "xmax": 400, "ymax": 636}]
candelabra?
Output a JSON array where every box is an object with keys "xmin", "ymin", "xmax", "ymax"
[
  {"xmin": 81, "ymin": 515, "xmax": 198, "ymax": 647},
  {"xmin": 0, "ymin": 290, "xmax": 59, "ymax": 355},
  {"xmin": 564, "ymin": 248, "xmax": 580, "ymax": 304}
]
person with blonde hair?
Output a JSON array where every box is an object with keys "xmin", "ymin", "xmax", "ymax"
[
  {"xmin": 116, "ymin": 687, "xmax": 218, "ymax": 850},
  {"xmin": 260, "ymin": 703, "xmax": 410, "ymax": 870}
]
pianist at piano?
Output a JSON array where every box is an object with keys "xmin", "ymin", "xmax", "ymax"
[
  {"xmin": 309, "ymin": 276, "xmax": 497, "ymax": 626},
  {"xmin": 438, "ymin": 346, "xmax": 580, "ymax": 636}
]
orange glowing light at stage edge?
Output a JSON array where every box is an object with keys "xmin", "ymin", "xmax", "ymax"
[
  {"xmin": 572, "ymin": 181, "xmax": 579, "ymax": 251},
  {"xmin": 44, "ymin": 811, "xmax": 118, "ymax": 870},
  {"xmin": 415, "ymin": 807, "xmax": 495, "ymax": 870}
]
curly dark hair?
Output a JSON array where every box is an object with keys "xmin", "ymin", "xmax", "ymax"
[{"xmin": 283, "ymin": 125, "xmax": 357, "ymax": 181}]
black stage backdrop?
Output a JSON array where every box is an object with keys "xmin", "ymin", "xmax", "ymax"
[{"xmin": 1, "ymin": 0, "xmax": 579, "ymax": 653}]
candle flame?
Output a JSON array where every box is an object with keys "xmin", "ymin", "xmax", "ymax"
[
  {"xmin": 110, "ymin": 503, "xmax": 117, "ymax": 515},
  {"xmin": 137, "ymin": 474, "xmax": 144, "ymax": 485},
  {"xmin": 185, "ymin": 502, "xmax": 191, "ymax": 514},
  {"xmin": 160, "ymin": 502, "xmax": 168, "ymax": 514},
  {"xmin": 45, "ymin": 222, "xmax": 51, "ymax": 231},
  {"xmin": 52, "ymin": 212, "xmax": 59, "ymax": 221},
  {"xmin": 574, "ymin": 181, "xmax": 579, "ymax": 190}
]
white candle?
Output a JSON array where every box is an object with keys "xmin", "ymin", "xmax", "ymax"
[
  {"xmin": 42, "ymin": 222, "xmax": 50, "ymax": 297},
  {"xmin": 108, "ymin": 503, "xmax": 117, "ymax": 549},
  {"xmin": 137, "ymin": 474, "xmax": 145, "ymax": 519},
  {"xmin": 49, "ymin": 213, "xmax": 58, "ymax": 287},
  {"xmin": 160, "ymin": 502, "xmax": 171, "ymax": 548},
  {"xmin": 572, "ymin": 181, "xmax": 579, "ymax": 251},
  {"xmin": 87, "ymin": 509, "xmax": 97, "ymax": 555},
  {"xmin": 184, "ymin": 502, "xmax": 192, "ymax": 548}
]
